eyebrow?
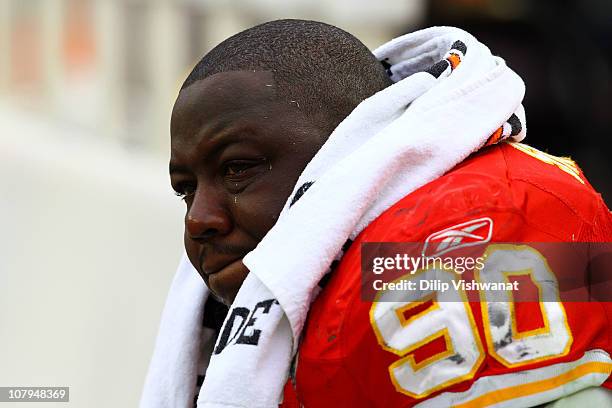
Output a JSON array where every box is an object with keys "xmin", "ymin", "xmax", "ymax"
[{"xmin": 169, "ymin": 122, "xmax": 258, "ymax": 174}]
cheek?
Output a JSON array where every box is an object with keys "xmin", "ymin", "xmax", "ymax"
[
  {"xmin": 233, "ymin": 178, "xmax": 295, "ymax": 241},
  {"xmin": 232, "ymin": 150, "xmax": 320, "ymax": 239}
]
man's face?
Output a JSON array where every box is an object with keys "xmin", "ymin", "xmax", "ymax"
[{"xmin": 170, "ymin": 71, "xmax": 326, "ymax": 304}]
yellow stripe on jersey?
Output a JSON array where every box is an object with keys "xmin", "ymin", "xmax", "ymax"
[
  {"xmin": 509, "ymin": 142, "xmax": 584, "ymax": 184},
  {"xmin": 453, "ymin": 361, "xmax": 612, "ymax": 408}
]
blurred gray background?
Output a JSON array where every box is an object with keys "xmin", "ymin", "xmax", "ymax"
[{"xmin": 0, "ymin": 0, "xmax": 610, "ymax": 407}]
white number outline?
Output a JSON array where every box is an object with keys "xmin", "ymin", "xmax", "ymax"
[
  {"xmin": 475, "ymin": 244, "xmax": 573, "ymax": 368},
  {"xmin": 369, "ymin": 267, "xmax": 485, "ymax": 398},
  {"xmin": 370, "ymin": 244, "xmax": 573, "ymax": 398}
]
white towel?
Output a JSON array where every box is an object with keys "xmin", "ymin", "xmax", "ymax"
[
  {"xmin": 140, "ymin": 254, "xmax": 210, "ymax": 408},
  {"xmin": 141, "ymin": 26, "xmax": 526, "ymax": 408}
]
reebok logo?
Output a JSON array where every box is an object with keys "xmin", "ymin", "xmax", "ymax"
[{"xmin": 422, "ymin": 217, "xmax": 493, "ymax": 258}]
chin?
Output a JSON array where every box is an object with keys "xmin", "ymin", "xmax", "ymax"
[
  {"xmin": 207, "ymin": 261, "xmax": 249, "ymax": 305},
  {"xmin": 210, "ymin": 285, "xmax": 239, "ymax": 306}
]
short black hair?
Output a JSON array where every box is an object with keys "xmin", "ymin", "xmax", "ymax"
[{"xmin": 182, "ymin": 19, "xmax": 392, "ymax": 134}]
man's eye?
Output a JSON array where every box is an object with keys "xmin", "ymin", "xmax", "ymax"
[
  {"xmin": 221, "ymin": 159, "xmax": 268, "ymax": 193},
  {"xmin": 224, "ymin": 163, "xmax": 252, "ymax": 177},
  {"xmin": 222, "ymin": 159, "xmax": 266, "ymax": 179}
]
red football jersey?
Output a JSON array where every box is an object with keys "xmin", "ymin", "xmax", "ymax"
[{"xmin": 282, "ymin": 142, "xmax": 612, "ymax": 407}]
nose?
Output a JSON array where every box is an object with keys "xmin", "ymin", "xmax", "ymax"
[{"xmin": 185, "ymin": 187, "xmax": 232, "ymax": 241}]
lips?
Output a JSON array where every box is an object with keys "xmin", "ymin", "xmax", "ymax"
[
  {"xmin": 193, "ymin": 245, "xmax": 252, "ymax": 303},
  {"xmin": 195, "ymin": 243, "xmax": 253, "ymax": 285}
]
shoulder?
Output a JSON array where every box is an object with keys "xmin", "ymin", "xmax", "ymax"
[
  {"xmin": 296, "ymin": 143, "xmax": 612, "ymax": 406},
  {"xmin": 363, "ymin": 142, "xmax": 609, "ymax": 243}
]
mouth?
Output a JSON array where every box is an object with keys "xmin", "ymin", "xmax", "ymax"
[
  {"xmin": 194, "ymin": 244, "xmax": 253, "ymax": 303},
  {"xmin": 200, "ymin": 245, "xmax": 247, "ymax": 275},
  {"xmin": 198, "ymin": 242, "xmax": 252, "ymax": 275}
]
